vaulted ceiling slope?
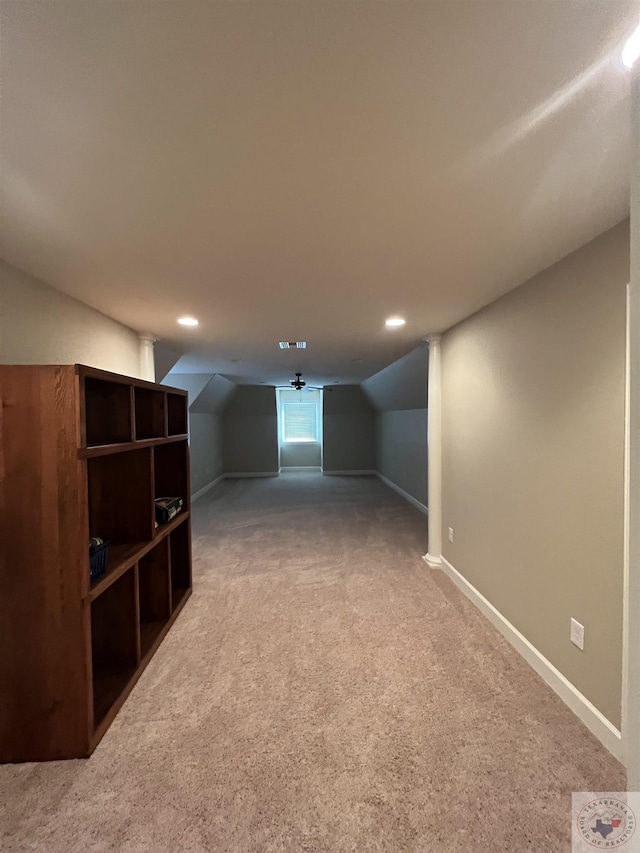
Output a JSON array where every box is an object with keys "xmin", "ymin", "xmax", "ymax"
[
  {"xmin": 362, "ymin": 345, "xmax": 429, "ymax": 412},
  {"xmin": 1, "ymin": 2, "xmax": 637, "ymax": 386},
  {"xmin": 164, "ymin": 372, "xmax": 236, "ymax": 414}
]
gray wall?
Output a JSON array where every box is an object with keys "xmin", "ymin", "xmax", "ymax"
[
  {"xmin": 223, "ymin": 385, "xmax": 279, "ymax": 474},
  {"xmin": 322, "ymin": 385, "xmax": 375, "ymax": 472},
  {"xmin": 441, "ymin": 219, "xmax": 629, "ymax": 728},
  {"xmin": 0, "ymin": 259, "xmax": 141, "ymax": 376},
  {"xmin": 376, "ymin": 409, "xmax": 428, "ymax": 506},
  {"xmin": 362, "ymin": 345, "xmax": 428, "ymax": 507},
  {"xmin": 166, "ymin": 371, "xmax": 236, "ymax": 495},
  {"xmin": 189, "ymin": 413, "xmax": 223, "ymax": 494},
  {"xmin": 281, "ymin": 443, "xmax": 321, "ymax": 467}
]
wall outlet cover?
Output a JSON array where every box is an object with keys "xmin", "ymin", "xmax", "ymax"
[
  {"xmin": 448, "ymin": 527, "xmax": 454, "ymax": 543},
  {"xmin": 570, "ymin": 618, "xmax": 585, "ymax": 651}
]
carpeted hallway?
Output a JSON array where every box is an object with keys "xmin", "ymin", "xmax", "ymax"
[{"xmin": 0, "ymin": 473, "xmax": 626, "ymax": 852}]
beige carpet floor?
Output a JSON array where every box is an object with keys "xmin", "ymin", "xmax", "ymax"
[{"xmin": 0, "ymin": 472, "xmax": 626, "ymax": 852}]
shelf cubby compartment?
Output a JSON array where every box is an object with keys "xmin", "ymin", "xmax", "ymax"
[
  {"xmin": 91, "ymin": 568, "xmax": 138, "ymax": 729},
  {"xmin": 134, "ymin": 387, "xmax": 166, "ymax": 441},
  {"xmin": 88, "ymin": 448, "xmax": 154, "ymax": 549},
  {"xmin": 167, "ymin": 392, "xmax": 188, "ymax": 436},
  {"xmin": 84, "ymin": 377, "xmax": 132, "ymax": 447},
  {"xmin": 169, "ymin": 520, "xmax": 192, "ymax": 612},
  {"xmin": 138, "ymin": 539, "xmax": 171, "ymax": 657},
  {"xmin": 154, "ymin": 440, "xmax": 190, "ymax": 523}
]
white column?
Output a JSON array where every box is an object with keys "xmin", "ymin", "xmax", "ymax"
[
  {"xmin": 139, "ymin": 334, "xmax": 156, "ymax": 382},
  {"xmin": 625, "ymin": 67, "xmax": 640, "ymax": 791},
  {"xmin": 424, "ymin": 334, "xmax": 442, "ymax": 567}
]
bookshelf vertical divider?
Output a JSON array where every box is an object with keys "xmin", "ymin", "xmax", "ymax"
[{"xmin": 0, "ymin": 364, "xmax": 192, "ymax": 762}]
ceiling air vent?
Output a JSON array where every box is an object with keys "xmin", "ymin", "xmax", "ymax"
[{"xmin": 279, "ymin": 342, "xmax": 307, "ymax": 349}]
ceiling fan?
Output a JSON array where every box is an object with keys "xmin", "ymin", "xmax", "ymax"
[
  {"xmin": 291, "ymin": 372, "xmax": 307, "ymax": 391},
  {"xmin": 276, "ymin": 372, "xmax": 323, "ymax": 392}
]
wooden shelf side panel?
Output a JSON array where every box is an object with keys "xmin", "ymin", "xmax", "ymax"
[{"xmin": 0, "ymin": 366, "xmax": 91, "ymax": 761}]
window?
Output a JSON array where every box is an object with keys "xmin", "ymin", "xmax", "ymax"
[{"xmin": 281, "ymin": 401, "xmax": 319, "ymax": 443}]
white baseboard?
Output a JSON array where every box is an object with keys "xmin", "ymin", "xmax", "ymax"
[
  {"xmin": 376, "ymin": 472, "xmax": 428, "ymax": 515},
  {"xmin": 280, "ymin": 466, "xmax": 322, "ymax": 471},
  {"xmin": 191, "ymin": 474, "xmax": 225, "ymax": 502},
  {"xmin": 322, "ymin": 469, "xmax": 377, "ymax": 476},
  {"xmin": 224, "ymin": 472, "xmax": 279, "ymax": 478},
  {"xmin": 437, "ymin": 555, "xmax": 624, "ymax": 762}
]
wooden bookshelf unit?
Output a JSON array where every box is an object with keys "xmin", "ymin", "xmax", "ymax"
[{"xmin": 0, "ymin": 365, "xmax": 192, "ymax": 762}]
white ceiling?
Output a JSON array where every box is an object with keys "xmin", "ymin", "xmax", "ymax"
[{"xmin": 1, "ymin": 1, "xmax": 637, "ymax": 386}]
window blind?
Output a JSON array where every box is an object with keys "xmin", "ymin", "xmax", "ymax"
[{"xmin": 282, "ymin": 401, "xmax": 318, "ymax": 442}]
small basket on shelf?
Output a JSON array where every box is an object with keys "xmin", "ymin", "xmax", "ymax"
[{"xmin": 89, "ymin": 538, "xmax": 110, "ymax": 581}]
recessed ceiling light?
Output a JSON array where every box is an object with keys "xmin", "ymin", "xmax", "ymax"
[
  {"xmin": 621, "ymin": 22, "xmax": 640, "ymax": 70},
  {"xmin": 385, "ymin": 317, "xmax": 406, "ymax": 328},
  {"xmin": 178, "ymin": 316, "xmax": 199, "ymax": 327}
]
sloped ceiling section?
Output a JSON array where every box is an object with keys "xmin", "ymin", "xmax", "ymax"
[
  {"xmin": 190, "ymin": 374, "xmax": 236, "ymax": 414},
  {"xmin": 164, "ymin": 372, "xmax": 214, "ymax": 406},
  {"xmin": 362, "ymin": 344, "xmax": 428, "ymax": 412},
  {"xmin": 155, "ymin": 341, "xmax": 183, "ymax": 384},
  {"xmin": 164, "ymin": 371, "xmax": 236, "ymax": 414}
]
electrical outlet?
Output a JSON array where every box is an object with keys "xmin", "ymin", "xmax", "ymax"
[
  {"xmin": 448, "ymin": 527, "xmax": 454, "ymax": 543},
  {"xmin": 570, "ymin": 618, "xmax": 585, "ymax": 650}
]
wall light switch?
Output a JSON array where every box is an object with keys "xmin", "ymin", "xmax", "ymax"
[
  {"xmin": 448, "ymin": 527, "xmax": 454, "ymax": 543},
  {"xmin": 570, "ymin": 618, "xmax": 585, "ymax": 651}
]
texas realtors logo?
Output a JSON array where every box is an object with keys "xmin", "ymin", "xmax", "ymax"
[{"xmin": 576, "ymin": 797, "xmax": 636, "ymax": 847}]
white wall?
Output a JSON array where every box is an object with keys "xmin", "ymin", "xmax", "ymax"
[{"xmin": 0, "ymin": 260, "xmax": 141, "ymax": 376}]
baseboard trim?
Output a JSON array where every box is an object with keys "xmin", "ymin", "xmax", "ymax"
[
  {"xmin": 191, "ymin": 474, "xmax": 225, "ymax": 502},
  {"xmin": 422, "ymin": 553, "xmax": 442, "ymax": 568},
  {"xmin": 280, "ymin": 466, "xmax": 322, "ymax": 472},
  {"xmin": 376, "ymin": 472, "xmax": 428, "ymax": 515},
  {"xmin": 439, "ymin": 555, "xmax": 624, "ymax": 762},
  {"xmin": 322, "ymin": 469, "xmax": 377, "ymax": 476},
  {"xmin": 224, "ymin": 472, "xmax": 279, "ymax": 478}
]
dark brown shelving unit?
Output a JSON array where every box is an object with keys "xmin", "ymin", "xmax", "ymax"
[{"xmin": 0, "ymin": 364, "xmax": 192, "ymax": 762}]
